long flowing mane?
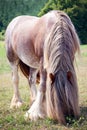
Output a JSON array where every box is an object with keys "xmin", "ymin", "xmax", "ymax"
[{"xmin": 44, "ymin": 11, "xmax": 80, "ymax": 124}]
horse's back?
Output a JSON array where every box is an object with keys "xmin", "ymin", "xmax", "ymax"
[{"xmin": 5, "ymin": 15, "xmax": 39, "ymax": 44}]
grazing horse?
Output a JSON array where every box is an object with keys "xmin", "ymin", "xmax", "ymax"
[{"xmin": 5, "ymin": 10, "xmax": 80, "ymax": 124}]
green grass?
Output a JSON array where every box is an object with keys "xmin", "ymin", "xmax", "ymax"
[
  {"xmin": 0, "ymin": 41, "xmax": 87, "ymax": 130},
  {"xmin": 0, "ymin": 41, "xmax": 11, "ymax": 73}
]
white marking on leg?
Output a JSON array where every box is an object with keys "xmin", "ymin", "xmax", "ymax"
[{"xmin": 25, "ymin": 91, "xmax": 46, "ymax": 121}]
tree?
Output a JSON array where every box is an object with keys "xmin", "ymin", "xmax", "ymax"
[
  {"xmin": 38, "ymin": 0, "xmax": 87, "ymax": 44},
  {"xmin": 0, "ymin": 0, "xmax": 47, "ymax": 31}
]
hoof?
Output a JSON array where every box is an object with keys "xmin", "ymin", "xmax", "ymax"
[
  {"xmin": 10, "ymin": 96, "xmax": 23, "ymax": 109},
  {"xmin": 24, "ymin": 101, "xmax": 46, "ymax": 121},
  {"xmin": 10, "ymin": 101, "xmax": 23, "ymax": 109}
]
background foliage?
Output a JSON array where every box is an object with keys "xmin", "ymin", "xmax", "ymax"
[
  {"xmin": 38, "ymin": 0, "xmax": 87, "ymax": 44},
  {"xmin": 0, "ymin": 0, "xmax": 47, "ymax": 31},
  {"xmin": 0, "ymin": 0, "xmax": 87, "ymax": 44}
]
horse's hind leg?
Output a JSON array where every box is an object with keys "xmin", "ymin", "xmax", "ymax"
[
  {"xmin": 28, "ymin": 68, "xmax": 37, "ymax": 104},
  {"xmin": 10, "ymin": 62, "xmax": 23, "ymax": 108}
]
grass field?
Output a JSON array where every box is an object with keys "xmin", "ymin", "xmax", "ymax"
[{"xmin": 0, "ymin": 41, "xmax": 87, "ymax": 130}]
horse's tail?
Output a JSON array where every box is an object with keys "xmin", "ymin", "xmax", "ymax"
[
  {"xmin": 19, "ymin": 60, "xmax": 29, "ymax": 78},
  {"xmin": 44, "ymin": 11, "xmax": 80, "ymax": 124}
]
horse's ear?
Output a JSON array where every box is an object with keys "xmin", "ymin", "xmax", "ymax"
[
  {"xmin": 49, "ymin": 73, "xmax": 55, "ymax": 84},
  {"xmin": 67, "ymin": 71, "xmax": 72, "ymax": 80}
]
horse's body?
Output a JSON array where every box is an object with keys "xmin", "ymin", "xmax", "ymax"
[
  {"xmin": 6, "ymin": 12, "xmax": 57, "ymax": 67},
  {"xmin": 5, "ymin": 10, "xmax": 80, "ymax": 124}
]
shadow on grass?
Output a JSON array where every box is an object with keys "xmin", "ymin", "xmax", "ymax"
[{"xmin": 80, "ymin": 106, "xmax": 87, "ymax": 116}]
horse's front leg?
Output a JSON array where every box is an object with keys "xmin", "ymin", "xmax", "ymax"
[{"xmin": 25, "ymin": 59, "xmax": 47, "ymax": 121}]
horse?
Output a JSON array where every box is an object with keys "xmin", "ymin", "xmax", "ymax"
[{"xmin": 5, "ymin": 10, "xmax": 80, "ymax": 124}]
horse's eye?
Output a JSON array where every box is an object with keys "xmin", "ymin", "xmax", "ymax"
[
  {"xmin": 49, "ymin": 73, "xmax": 55, "ymax": 84},
  {"xmin": 67, "ymin": 71, "xmax": 72, "ymax": 80}
]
